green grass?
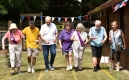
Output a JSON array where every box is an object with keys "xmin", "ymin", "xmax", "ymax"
[{"xmin": 0, "ymin": 49, "xmax": 129, "ymax": 80}]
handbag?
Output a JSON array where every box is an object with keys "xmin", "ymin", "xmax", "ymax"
[{"xmin": 113, "ymin": 30, "xmax": 122, "ymax": 52}]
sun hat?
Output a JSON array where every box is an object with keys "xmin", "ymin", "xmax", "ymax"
[{"xmin": 9, "ymin": 23, "xmax": 18, "ymax": 29}]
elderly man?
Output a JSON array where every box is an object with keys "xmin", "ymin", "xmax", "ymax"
[
  {"xmin": 89, "ymin": 20, "xmax": 107, "ymax": 72},
  {"xmin": 40, "ymin": 16, "xmax": 58, "ymax": 72},
  {"xmin": 22, "ymin": 20, "xmax": 40, "ymax": 73}
]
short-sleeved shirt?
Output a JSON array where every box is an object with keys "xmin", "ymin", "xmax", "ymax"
[
  {"xmin": 109, "ymin": 29, "xmax": 123, "ymax": 49},
  {"xmin": 89, "ymin": 26, "xmax": 107, "ymax": 47},
  {"xmin": 71, "ymin": 31, "xmax": 87, "ymax": 50},
  {"xmin": 40, "ymin": 23, "xmax": 58, "ymax": 45},
  {"xmin": 58, "ymin": 29, "xmax": 73, "ymax": 52},
  {"xmin": 22, "ymin": 27, "xmax": 40, "ymax": 48},
  {"xmin": 4, "ymin": 30, "xmax": 23, "ymax": 44}
]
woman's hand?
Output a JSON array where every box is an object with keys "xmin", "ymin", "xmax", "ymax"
[
  {"xmin": 124, "ymin": 45, "xmax": 126, "ymax": 49},
  {"xmin": 2, "ymin": 46, "xmax": 5, "ymax": 50},
  {"xmin": 90, "ymin": 36, "xmax": 97, "ymax": 39},
  {"xmin": 59, "ymin": 45, "xmax": 62, "ymax": 49}
]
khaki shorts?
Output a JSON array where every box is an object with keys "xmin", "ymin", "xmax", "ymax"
[
  {"xmin": 27, "ymin": 48, "xmax": 39, "ymax": 57},
  {"xmin": 63, "ymin": 50, "xmax": 73, "ymax": 55}
]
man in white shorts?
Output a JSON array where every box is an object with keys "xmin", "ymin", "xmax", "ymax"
[{"xmin": 22, "ymin": 20, "xmax": 40, "ymax": 73}]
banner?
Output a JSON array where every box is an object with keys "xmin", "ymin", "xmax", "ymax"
[
  {"xmin": 71, "ymin": 17, "xmax": 74, "ymax": 22},
  {"xmin": 100, "ymin": 11, "xmax": 102, "ymax": 17},
  {"xmin": 27, "ymin": 16, "xmax": 30, "ymax": 21},
  {"xmin": 120, "ymin": 0, "xmax": 128, "ymax": 8},
  {"xmin": 78, "ymin": 16, "xmax": 81, "ymax": 21},
  {"xmin": 89, "ymin": 15, "xmax": 92, "ymax": 20},
  {"xmin": 33, "ymin": 16, "xmax": 36, "ymax": 21},
  {"xmin": 40, "ymin": 16, "xmax": 43, "ymax": 20},
  {"xmin": 58, "ymin": 17, "xmax": 61, "ymax": 22},
  {"xmin": 21, "ymin": 16, "xmax": 24, "ymax": 21},
  {"xmin": 113, "ymin": 3, "xmax": 121, "ymax": 12},
  {"xmin": 52, "ymin": 17, "xmax": 55, "ymax": 22},
  {"xmin": 64, "ymin": 18, "xmax": 68, "ymax": 22},
  {"xmin": 85, "ymin": 15, "xmax": 88, "ymax": 20}
]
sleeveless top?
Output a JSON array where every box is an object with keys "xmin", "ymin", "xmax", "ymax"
[
  {"xmin": 89, "ymin": 26, "xmax": 107, "ymax": 47},
  {"xmin": 110, "ymin": 29, "xmax": 123, "ymax": 49}
]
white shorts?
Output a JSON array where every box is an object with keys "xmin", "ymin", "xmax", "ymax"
[{"xmin": 27, "ymin": 48, "xmax": 39, "ymax": 57}]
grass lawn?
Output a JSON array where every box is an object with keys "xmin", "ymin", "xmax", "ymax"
[{"xmin": 0, "ymin": 49, "xmax": 129, "ymax": 80}]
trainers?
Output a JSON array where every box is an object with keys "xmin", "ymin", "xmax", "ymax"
[
  {"xmin": 69, "ymin": 65, "xmax": 73, "ymax": 70},
  {"xmin": 49, "ymin": 64, "xmax": 54, "ymax": 71},
  {"xmin": 66, "ymin": 66, "xmax": 70, "ymax": 70},
  {"xmin": 75, "ymin": 67, "xmax": 78, "ymax": 72},
  {"xmin": 11, "ymin": 71, "xmax": 15, "ymax": 75},
  {"xmin": 18, "ymin": 71, "xmax": 21, "ymax": 74},
  {"xmin": 97, "ymin": 65, "xmax": 101, "ymax": 70},
  {"xmin": 78, "ymin": 67, "xmax": 82, "ymax": 71},
  {"xmin": 116, "ymin": 67, "xmax": 120, "ymax": 71},
  {"xmin": 110, "ymin": 67, "xmax": 113, "ymax": 70},
  {"xmin": 93, "ymin": 67, "xmax": 98, "ymax": 72},
  {"xmin": 110, "ymin": 65, "xmax": 116, "ymax": 70},
  {"xmin": 32, "ymin": 68, "xmax": 35, "ymax": 73},
  {"xmin": 45, "ymin": 68, "xmax": 49, "ymax": 72},
  {"xmin": 28, "ymin": 66, "xmax": 31, "ymax": 73}
]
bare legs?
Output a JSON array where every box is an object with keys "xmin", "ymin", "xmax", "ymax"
[
  {"xmin": 65, "ymin": 52, "xmax": 72, "ymax": 70},
  {"xmin": 28, "ymin": 56, "xmax": 36, "ymax": 65}
]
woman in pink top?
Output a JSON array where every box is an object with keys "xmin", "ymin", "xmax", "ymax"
[{"xmin": 2, "ymin": 23, "xmax": 24, "ymax": 75}]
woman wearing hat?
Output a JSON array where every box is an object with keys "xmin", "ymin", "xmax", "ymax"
[{"xmin": 2, "ymin": 23, "xmax": 24, "ymax": 75}]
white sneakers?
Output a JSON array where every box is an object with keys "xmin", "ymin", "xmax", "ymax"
[
  {"xmin": 116, "ymin": 67, "xmax": 120, "ymax": 71},
  {"xmin": 49, "ymin": 64, "xmax": 54, "ymax": 71},
  {"xmin": 28, "ymin": 66, "xmax": 35, "ymax": 73},
  {"xmin": 66, "ymin": 65, "xmax": 72, "ymax": 71},
  {"xmin": 28, "ymin": 66, "xmax": 31, "ymax": 73},
  {"xmin": 69, "ymin": 65, "xmax": 73, "ymax": 70},
  {"xmin": 32, "ymin": 68, "xmax": 35, "ymax": 73},
  {"xmin": 66, "ymin": 66, "xmax": 70, "ymax": 70}
]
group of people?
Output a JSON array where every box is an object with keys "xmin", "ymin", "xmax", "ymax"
[{"xmin": 1, "ymin": 16, "xmax": 126, "ymax": 75}]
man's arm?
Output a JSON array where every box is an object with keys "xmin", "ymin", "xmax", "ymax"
[
  {"xmin": 88, "ymin": 28, "xmax": 96, "ymax": 39},
  {"xmin": 40, "ymin": 34, "xmax": 49, "ymax": 44}
]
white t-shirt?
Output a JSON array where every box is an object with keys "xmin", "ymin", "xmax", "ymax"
[{"xmin": 40, "ymin": 23, "xmax": 58, "ymax": 45}]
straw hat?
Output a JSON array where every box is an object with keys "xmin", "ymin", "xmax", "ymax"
[{"xmin": 9, "ymin": 23, "xmax": 18, "ymax": 29}]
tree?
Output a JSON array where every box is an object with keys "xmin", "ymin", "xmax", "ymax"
[
  {"xmin": 0, "ymin": 5, "xmax": 7, "ymax": 15},
  {"xmin": 0, "ymin": 0, "xmax": 50, "ymax": 15},
  {"xmin": 81, "ymin": 0, "xmax": 108, "ymax": 15},
  {"xmin": 45, "ymin": 0, "xmax": 81, "ymax": 17}
]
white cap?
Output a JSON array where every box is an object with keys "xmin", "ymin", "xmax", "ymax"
[{"xmin": 9, "ymin": 23, "xmax": 18, "ymax": 29}]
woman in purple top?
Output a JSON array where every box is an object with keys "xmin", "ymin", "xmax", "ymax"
[{"xmin": 59, "ymin": 22, "xmax": 73, "ymax": 71}]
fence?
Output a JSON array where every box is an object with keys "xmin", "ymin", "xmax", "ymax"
[{"xmin": 0, "ymin": 31, "xmax": 8, "ymax": 49}]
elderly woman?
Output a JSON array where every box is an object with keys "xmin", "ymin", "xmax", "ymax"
[
  {"xmin": 59, "ymin": 22, "xmax": 73, "ymax": 70},
  {"xmin": 109, "ymin": 21, "xmax": 126, "ymax": 71},
  {"xmin": 70, "ymin": 23, "xmax": 88, "ymax": 72},
  {"xmin": 2, "ymin": 23, "xmax": 24, "ymax": 75}
]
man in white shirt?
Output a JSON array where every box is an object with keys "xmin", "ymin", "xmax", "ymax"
[{"xmin": 40, "ymin": 16, "xmax": 58, "ymax": 72}]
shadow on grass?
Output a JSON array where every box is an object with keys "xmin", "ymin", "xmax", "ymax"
[
  {"xmin": 54, "ymin": 66, "xmax": 66, "ymax": 70},
  {"xmin": 21, "ymin": 69, "xmax": 45, "ymax": 73},
  {"xmin": 120, "ymin": 67, "xmax": 126, "ymax": 71},
  {"xmin": 82, "ymin": 67, "xmax": 110, "ymax": 71}
]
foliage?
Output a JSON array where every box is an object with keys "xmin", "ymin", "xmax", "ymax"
[
  {"xmin": 0, "ymin": 0, "xmax": 107, "ymax": 16},
  {"xmin": 0, "ymin": 5, "xmax": 8, "ymax": 15}
]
